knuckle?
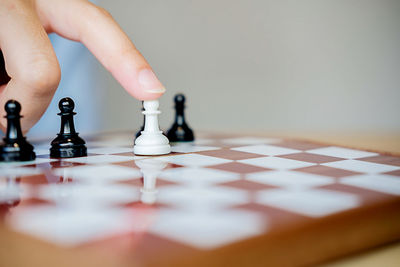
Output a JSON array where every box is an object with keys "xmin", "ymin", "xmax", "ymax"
[
  {"xmin": 20, "ymin": 57, "xmax": 61, "ymax": 95},
  {"xmin": 85, "ymin": 3, "xmax": 113, "ymax": 19}
]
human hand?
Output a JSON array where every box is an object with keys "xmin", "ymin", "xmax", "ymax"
[{"xmin": 0, "ymin": 0, "xmax": 165, "ymax": 132}]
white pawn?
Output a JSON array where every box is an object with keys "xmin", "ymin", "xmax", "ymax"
[{"xmin": 134, "ymin": 100, "xmax": 171, "ymax": 155}]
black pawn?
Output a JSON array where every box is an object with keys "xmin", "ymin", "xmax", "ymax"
[
  {"xmin": 50, "ymin": 97, "xmax": 87, "ymax": 158},
  {"xmin": 135, "ymin": 101, "xmax": 145, "ymax": 139},
  {"xmin": 0, "ymin": 100, "xmax": 35, "ymax": 162},
  {"xmin": 167, "ymin": 94, "xmax": 194, "ymax": 142}
]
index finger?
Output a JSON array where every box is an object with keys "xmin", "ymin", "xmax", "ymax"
[{"xmin": 37, "ymin": 0, "xmax": 166, "ymax": 100}]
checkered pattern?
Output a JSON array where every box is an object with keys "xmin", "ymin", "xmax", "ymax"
[{"xmin": 1, "ymin": 134, "xmax": 399, "ymax": 251}]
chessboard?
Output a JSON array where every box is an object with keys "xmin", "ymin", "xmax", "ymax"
[{"xmin": 1, "ymin": 132, "xmax": 400, "ymax": 267}]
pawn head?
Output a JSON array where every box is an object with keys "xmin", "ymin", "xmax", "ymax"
[
  {"xmin": 143, "ymin": 100, "xmax": 159, "ymax": 110},
  {"xmin": 174, "ymin": 94, "xmax": 185, "ymax": 104},
  {"xmin": 5, "ymin": 100, "xmax": 21, "ymax": 115},
  {"xmin": 58, "ymin": 97, "xmax": 75, "ymax": 113}
]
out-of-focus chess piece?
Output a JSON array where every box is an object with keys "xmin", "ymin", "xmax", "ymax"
[
  {"xmin": 135, "ymin": 101, "xmax": 145, "ymax": 139},
  {"xmin": 167, "ymin": 94, "xmax": 194, "ymax": 142},
  {"xmin": 0, "ymin": 100, "xmax": 36, "ymax": 162}
]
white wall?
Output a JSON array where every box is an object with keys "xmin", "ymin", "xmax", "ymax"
[{"xmin": 96, "ymin": 0, "xmax": 400, "ymax": 133}]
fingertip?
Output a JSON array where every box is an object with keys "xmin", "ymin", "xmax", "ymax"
[
  {"xmin": 114, "ymin": 64, "xmax": 166, "ymax": 101},
  {"xmin": 125, "ymin": 86, "xmax": 166, "ymax": 101},
  {"xmin": 137, "ymin": 68, "xmax": 164, "ymax": 92},
  {"xmin": 139, "ymin": 90, "xmax": 166, "ymax": 101}
]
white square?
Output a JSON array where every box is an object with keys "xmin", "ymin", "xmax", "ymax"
[
  {"xmin": 62, "ymin": 155, "xmax": 136, "ymax": 164},
  {"xmin": 37, "ymin": 183, "xmax": 140, "ymax": 207},
  {"xmin": 157, "ymin": 186, "xmax": 249, "ymax": 211},
  {"xmin": 322, "ymin": 160, "xmax": 400, "ymax": 174},
  {"xmin": 256, "ymin": 189, "xmax": 360, "ymax": 217},
  {"xmin": 340, "ymin": 174, "xmax": 400, "ymax": 196},
  {"xmin": 171, "ymin": 145, "xmax": 220, "ymax": 153},
  {"xmin": 247, "ymin": 171, "xmax": 334, "ymax": 188},
  {"xmin": 8, "ymin": 206, "xmax": 134, "ymax": 246},
  {"xmin": 222, "ymin": 137, "xmax": 280, "ymax": 145},
  {"xmin": 239, "ymin": 157, "xmax": 315, "ymax": 170},
  {"xmin": 157, "ymin": 154, "xmax": 232, "ymax": 167},
  {"xmin": 149, "ymin": 209, "xmax": 266, "ymax": 249},
  {"xmin": 307, "ymin": 146, "xmax": 378, "ymax": 159},
  {"xmin": 158, "ymin": 167, "xmax": 240, "ymax": 186},
  {"xmin": 232, "ymin": 145, "xmax": 300, "ymax": 156},
  {"xmin": 88, "ymin": 147, "xmax": 133, "ymax": 155},
  {"xmin": 52, "ymin": 165, "xmax": 142, "ymax": 183},
  {"xmin": 0, "ymin": 167, "xmax": 42, "ymax": 178},
  {"xmin": 0, "ymin": 158, "xmax": 57, "ymax": 168}
]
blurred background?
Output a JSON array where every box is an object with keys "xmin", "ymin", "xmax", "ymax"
[{"xmin": 29, "ymin": 0, "xmax": 400, "ymax": 138}]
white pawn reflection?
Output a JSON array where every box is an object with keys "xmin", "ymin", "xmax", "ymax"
[
  {"xmin": 135, "ymin": 158, "xmax": 168, "ymax": 205},
  {"xmin": 0, "ymin": 177, "xmax": 21, "ymax": 207}
]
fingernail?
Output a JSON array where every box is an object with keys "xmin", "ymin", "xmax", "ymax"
[{"xmin": 138, "ymin": 69, "xmax": 165, "ymax": 93}]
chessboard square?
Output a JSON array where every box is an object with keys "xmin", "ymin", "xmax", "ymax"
[
  {"xmin": 0, "ymin": 167, "xmax": 42, "ymax": 178},
  {"xmin": 306, "ymin": 146, "xmax": 378, "ymax": 159},
  {"xmin": 171, "ymin": 144, "xmax": 220, "ymax": 153},
  {"xmin": 295, "ymin": 165, "xmax": 361, "ymax": 178},
  {"xmin": 62, "ymin": 155, "xmax": 135, "ymax": 164},
  {"xmin": 52, "ymin": 165, "xmax": 142, "ymax": 182},
  {"xmin": 209, "ymin": 162, "xmax": 271, "ymax": 174},
  {"xmin": 278, "ymin": 153, "xmax": 343, "ymax": 164},
  {"xmin": 157, "ymin": 154, "xmax": 232, "ymax": 167},
  {"xmin": 340, "ymin": 174, "xmax": 400, "ymax": 196},
  {"xmin": 358, "ymin": 155, "xmax": 400, "ymax": 167},
  {"xmin": 218, "ymin": 179, "xmax": 278, "ymax": 191},
  {"xmin": 8, "ymin": 206, "xmax": 133, "ymax": 246},
  {"xmin": 18, "ymin": 174, "xmax": 58, "ymax": 185},
  {"xmin": 247, "ymin": 171, "xmax": 334, "ymax": 188},
  {"xmin": 256, "ymin": 189, "xmax": 360, "ymax": 217},
  {"xmin": 384, "ymin": 169, "xmax": 400, "ymax": 177},
  {"xmin": 221, "ymin": 137, "xmax": 280, "ymax": 145},
  {"xmin": 158, "ymin": 167, "xmax": 240, "ymax": 186},
  {"xmin": 239, "ymin": 157, "xmax": 315, "ymax": 170},
  {"xmin": 88, "ymin": 147, "xmax": 133, "ymax": 155},
  {"xmin": 157, "ymin": 186, "xmax": 249, "ymax": 211},
  {"xmin": 274, "ymin": 140, "xmax": 327, "ymax": 151},
  {"xmin": 232, "ymin": 145, "xmax": 300, "ymax": 156},
  {"xmin": 149, "ymin": 209, "xmax": 266, "ymax": 249},
  {"xmin": 322, "ymin": 160, "xmax": 400, "ymax": 174},
  {"xmin": 37, "ymin": 183, "xmax": 140, "ymax": 207},
  {"xmin": 0, "ymin": 158, "xmax": 57, "ymax": 168},
  {"xmin": 197, "ymin": 149, "xmax": 264, "ymax": 160}
]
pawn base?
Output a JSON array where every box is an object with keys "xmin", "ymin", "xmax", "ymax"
[
  {"xmin": 0, "ymin": 145, "xmax": 36, "ymax": 162},
  {"xmin": 50, "ymin": 144, "xmax": 87, "ymax": 158},
  {"xmin": 133, "ymin": 143, "xmax": 171, "ymax": 156}
]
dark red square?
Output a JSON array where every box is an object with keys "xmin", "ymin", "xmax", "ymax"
[
  {"xmin": 208, "ymin": 162, "xmax": 271, "ymax": 174},
  {"xmin": 295, "ymin": 165, "xmax": 361, "ymax": 178},
  {"xmin": 359, "ymin": 155, "xmax": 400, "ymax": 166},
  {"xmin": 279, "ymin": 152, "xmax": 343, "ymax": 164},
  {"xmin": 196, "ymin": 149, "xmax": 263, "ymax": 160}
]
